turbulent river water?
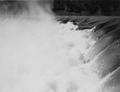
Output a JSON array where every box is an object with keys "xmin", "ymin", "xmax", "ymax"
[
  {"xmin": 0, "ymin": 1, "xmax": 102, "ymax": 92},
  {"xmin": 0, "ymin": 16, "xmax": 101, "ymax": 92}
]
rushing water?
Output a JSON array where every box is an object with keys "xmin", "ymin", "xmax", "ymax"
[{"xmin": 0, "ymin": 1, "xmax": 100, "ymax": 92}]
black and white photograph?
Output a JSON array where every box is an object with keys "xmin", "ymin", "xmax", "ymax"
[{"xmin": 0, "ymin": 0, "xmax": 120, "ymax": 92}]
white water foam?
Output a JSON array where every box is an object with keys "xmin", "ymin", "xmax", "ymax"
[{"xmin": 0, "ymin": 1, "xmax": 100, "ymax": 92}]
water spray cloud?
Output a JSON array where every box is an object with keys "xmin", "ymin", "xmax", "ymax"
[{"xmin": 0, "ymin": 1, "xmax": 100, "ymax": 92}]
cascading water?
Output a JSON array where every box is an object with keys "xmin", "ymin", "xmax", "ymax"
[{"xmin": 0, "ymin": 1, "xmax": 101, "ymax": 92}]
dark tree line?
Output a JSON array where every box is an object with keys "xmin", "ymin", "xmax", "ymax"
[
  {"xmin": 0, "ymin": 0, "xmax": 120, "ymax": 16},
  {"xmin": 53, "ymin": 0, "xmax": 120, "ymax": 16}
]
